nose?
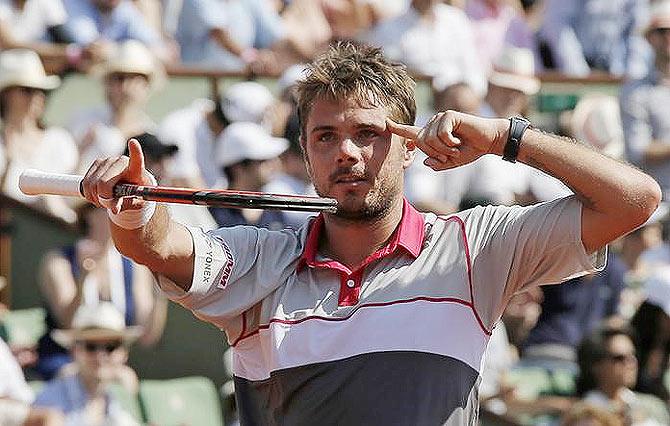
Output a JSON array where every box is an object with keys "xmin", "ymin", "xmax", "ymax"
[{"xmin": 336, "ymin": 137, "xmax": 362, "ymax": 164}]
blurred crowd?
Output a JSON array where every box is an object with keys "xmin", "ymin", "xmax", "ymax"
[{"xmin": 2, "ymin": 0, "xmax": 670, "ymax": 425}]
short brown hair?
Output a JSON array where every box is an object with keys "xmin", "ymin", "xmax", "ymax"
[{"xmin": 295, "ymin": 41, "xmax": 416, "ymax": 136}]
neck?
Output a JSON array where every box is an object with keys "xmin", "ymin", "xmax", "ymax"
[
  {"xmin": 205, "ymin": 111, "xmax": 226, "ymax": 137},
  {"xmin": 2, "ymin": 115, "xmax": 38, "ymax": 133},
  {"xmin": 80, "ymin": 372, "xmax": 104, "ymax": 396},
  {"xmin": 656, "ymin": 57, "xmax": 670, "ymax": 79},
  {"xmin": 320, "ymin": 197, "xmax": 404, "ymax": 269},
  {"xmin": 597, "ymin": 383, "xmax": 626, "ymax": 401}
]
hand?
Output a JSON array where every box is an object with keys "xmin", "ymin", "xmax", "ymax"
[
  {"xmin": 386, "ymin": 111, "xmax": 509, "ymax": 171},
  {"xmin": 80, "ymin": 139, "xmax": 151, "ymax": 213}
]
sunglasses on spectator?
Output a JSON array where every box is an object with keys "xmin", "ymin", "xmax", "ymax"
[
  {"xmin": 9, "ymin": 86, "xmax": 44, "ymax": 95},
  {"xmin": 605, "ymin": 352, "xmax": 636, "ymax": 363},
  {"xmin": 106, "ymin": 73, "xmax": 149, "ymax": 83},
  {"xmin": 78, "ymin": 341, "xmax": 124, "ymax": 353},
  {"xmin": 652, "ymin": 28, "xmax": 670, "ymax": 36}
]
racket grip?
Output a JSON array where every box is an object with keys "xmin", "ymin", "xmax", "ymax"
[{"xmin": 19, "ymin": 169, "xmax": 83, "ymax": 197}]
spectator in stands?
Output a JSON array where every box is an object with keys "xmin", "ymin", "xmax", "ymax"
[
  {"xmin": 36, "ymin": 201, "xmax": 166, "ymax": 380},
  {"xmin": 362, "ymin": 0, "xmax": 486, "ymax": 97},
  {"xmin": 1, "ymin": 336, "xmax": 64, "ymax": 426},
  {"xmin": 175, "ymin": 0, "xmax": 286, "ymax": 73},
  {"xmin": 540, "ymin": 0, "xmax": 650, "ymax": 78},
  {"xmin": 621, "ymin": 1, "xmax": 670, "ymax": 199},
  {"xmin": 630, "ymin": 267, "xmax": 670, "ymax": 402},
  {"xmin": 61, "ymin": 0, "xmax": 172, "ymax": 63},
  {"xmin": 158, "ymin": 80, "xmax": 275, "ymax": 189},
  {"xmin": 0, "ymin": 48, "xmax": 79, "ymax": 223},
  {"xmin": 405, "ymin": 46, "xmax": 541, "ymax": 212},
  {"xmin": 68, "ymin": 40, "xmax": 163, "ymax": 174},
  {"xmin": 0, "ymin": 0, "xmax": 81, "ymax": 73},
  {"xmin": 125, "ymin": 132, "xmax": 217, "ymax": 230},
  {"xmin": 576, "ymin": 326, "xmax": 669, "ymax": 425},
  {"xmin": 520, "ymin": 252, "xmax": 627, "ymax": 373},
  {"xmin": 34, "ymin": 302, "xmax": 141, "ymax": 425},
  {"xmin": 210, "ymin": 121, "xmax": 290, "ymax": 229},
  {"xmin": 465, "ymin": 0, "xmax": 526, "ymax": 72}
]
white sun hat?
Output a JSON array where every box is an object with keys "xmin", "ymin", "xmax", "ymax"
[
  {"xmin": 488, "ymin": 46, "xmax": 541, "ymax": 96},
  {"xmin": 92, "ymin": 40, "xmax": 166, "ymax": 90},
  {"xmin": 221, "ymin": 81, "xmax": 275, "ymax": 125},
  {"xmin": 645, "ymin": 0, "xmax": 670, "ymax": 34},
  {"xmin": 216, "ymin": 121, "xmax": 289, "ymax": 168},
  {"xmin": 0, "ymin": 49, "xmax": 60, "ymax": 92},
  {"xmin": 51, "ymin": 302, "xmax": 142, "ymax": 348},
  {"xmin": 569, "ymin": 94, "xmax": 624, "ymax": 159}
]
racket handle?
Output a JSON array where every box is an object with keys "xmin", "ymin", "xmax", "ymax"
[{"xmin": 19, "ymin": 169, "xmax": 83, "ymax": 197}]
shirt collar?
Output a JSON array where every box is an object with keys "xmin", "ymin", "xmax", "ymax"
[{"xmin": 297, "ymin": 198, "xmax": 425, "ymax": 271}]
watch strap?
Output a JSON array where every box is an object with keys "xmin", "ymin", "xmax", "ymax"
[{"xmin": 502, "ymin": 117, "xmax": 530, "ymax": 163}]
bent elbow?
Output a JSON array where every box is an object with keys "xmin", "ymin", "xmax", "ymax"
[{"xmin": 628, "ymin": 176, "xmax": 663, "ymax": 228}]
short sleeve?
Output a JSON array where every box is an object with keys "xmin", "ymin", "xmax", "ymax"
[
  {"xmin": 156, "ymin": 225, "xmax": 304, "ymax": 330},
  {"xmin": 456, "ymin": 196, "xmax": 606, "ymax": 328}
]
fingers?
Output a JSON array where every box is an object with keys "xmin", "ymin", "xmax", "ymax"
[
  {"xmin": 412, "ymin": 112, "xmax": 463, "ymax": 164},
  {"xmin": 126, "ymin": 139, "xmax": 147, "ymax": 183},
  {"xmin": 386, "ymin": 119, "xmax": 421, "ymax": 139},
  {"xmin": 80, "ymin": 156, "xmax": 130, "ymax": 209}
]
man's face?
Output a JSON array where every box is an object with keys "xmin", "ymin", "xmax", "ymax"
[
  {"xmin": 73, "ymin": 338, "xmax": 127, "ymax": 382},
  {"xmin": 488, "ymin": 84, "xmax": 528, "ymax": 118},
  {"xmin": 105, "ymin": 73, "xmax": 150, "ymax": 110},
  {"xmin": 93, "ymin": 0, "xmax": 121, "ymax": 13},
  {"xmin": 302, "ymin": 97, "xmax": 413, "ymax": 220},
  {"xmin": 648, "ymin": 27, "xmax": 670, "ymax": 62}
]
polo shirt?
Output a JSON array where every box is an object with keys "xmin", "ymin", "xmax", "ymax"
[{"xmin": 158, "ymin": 196, "xmax": 605, "ymax": 425}]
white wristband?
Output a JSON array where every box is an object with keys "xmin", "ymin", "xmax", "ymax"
[{"xmin": 106, "ymin": 174, "xmax": 158, "ymax": 230}]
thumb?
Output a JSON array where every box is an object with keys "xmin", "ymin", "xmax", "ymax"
[
  {"xmin": 126, "ymin": 139, "xmax": 147, "ymax": 184},
  {"xmin": 386, "ymin": 118, "xmax": 421, "ymax": 140}
]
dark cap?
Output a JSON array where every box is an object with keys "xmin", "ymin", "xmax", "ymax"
[{"xmin": 124, "ymin": 132, "xmax": 178, "ymax": 160}]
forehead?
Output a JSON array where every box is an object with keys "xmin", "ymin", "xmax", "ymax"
[{"xmin": 305, "ymin": 97, "xmax": 390, "ymax": 133}]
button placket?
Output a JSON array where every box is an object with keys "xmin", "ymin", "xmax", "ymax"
[{"xmin": 337, "ymin": 270, "xmax": 364, "ymax": 307}]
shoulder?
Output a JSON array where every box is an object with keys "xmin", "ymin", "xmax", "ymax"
[{"xmin": 34, "ymin": 376, "xmax": 76, "ymax": 408}]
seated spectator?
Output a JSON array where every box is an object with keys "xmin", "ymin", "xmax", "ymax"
[
  {"xmin": 34, "ymin": 302, "xmax": 141, "ymax": 425},
  {"xmin": 362, "ymin": 0, "xmax": 486, "ymax": 97},
  {"xmin": 576, "ymin": 326, "xmax": 669, "ymax": 425},
  {"xmin": 61, "ymin": 0, "xmax": 172, "ymax": 63},
  {"xmin": 36, "ymin": 202, "xmax": 166, "ymax": 380},
  {"xmin": 520, "ymin": 251, "xmax": 627, "ymax": 373},
  {"xmin": 68, "ymin": 39, "xmax": 163, "ymax": 174},
  {"xmin": 1, "ymin": 337, "xmax": 64, "ymax": 426},
  {"xmin": 158, "ymin": 80, "xmax": 275, "ymax": 188},
  {"xmin": 0, "ymin": 48, "xmax": 78, "ymax": 223},
  {"xmin": 175, "ymin": 0, "xmax": 286, "ymax": 73},
  {"xmin": 125, "ymin": 132, "xmax": 217, "ymax": 230},
  {"xmin": 539, "ymin": 0, "xmax": 650, "ymax": 78},
  {"xmin": 405, "ymin": 47, "xmax": 543, "ymax": 212},
  {"xmin": 210, "ymin": 121, "xmax": 290, "ymax": 229},
  {"xmin": 630, "ymin": 267, "xmax": 670, "ymax": 402},
  {"xmin": 465, "ymin": 0, "xmax": 526, "ymax": 72},
  {"xmin": 0, "ymin": 0, "xmax": 83, "ymax": 73},
  {"xmin": 621, "ymin": 1, "xmax": 670, "ymax": 199}
]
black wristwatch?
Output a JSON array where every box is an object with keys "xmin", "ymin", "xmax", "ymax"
[{"xmin": 502, "ymin": 116, "xmax": 531, "ymax": 163}]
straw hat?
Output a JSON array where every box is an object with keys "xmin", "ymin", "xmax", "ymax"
[
  {"xmin": 51, "ymin": 302, "xmax": 142, "ymax": 348},
  {"xmin": 0, "ymin": 49, "xmax": 60, "ymax": 92},
  {"xmin": 488, "ymin": 47, "xmax": 540, "ymax": 96},
  {"xmin": 569, "ymin": 94, "xmax": 624, "ymax": 159},
  {"xmin": 645, "ymin": 1, "xmax": 670, "ymax": 34},
  {"xmin": 92, "ymin": 40, "xmax": 166, "ymax": 90}
]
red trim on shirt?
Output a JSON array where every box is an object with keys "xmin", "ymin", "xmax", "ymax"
[
  {"xmin": 438, "ymin": 215, "xmax": 492, "ymax": 336},
  {"xmin": 231, "ymin": 296, "xmax": 484, "ymax": 346}
]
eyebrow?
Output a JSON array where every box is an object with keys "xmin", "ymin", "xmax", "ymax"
[{"xmin": 309, "ymin": 123, "xmax": 384, "ymax": 133}]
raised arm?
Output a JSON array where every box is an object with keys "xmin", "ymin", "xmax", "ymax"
[
  {"xmin": 387, "ymin": 111, "xmax": 662, "ymax": 253},
  {"xmin": 79, "ymin": 140, "xmax": 194, "ymax": 290}
]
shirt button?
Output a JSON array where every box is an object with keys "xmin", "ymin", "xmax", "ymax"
[{"xmin": 346, "ymin": 279, "xmax": 355, "ymax": 288}]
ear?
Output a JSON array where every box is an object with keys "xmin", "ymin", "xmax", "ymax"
[{"xmin": 402, "ymin": 139, "xmax": 416, "ymax": 169}]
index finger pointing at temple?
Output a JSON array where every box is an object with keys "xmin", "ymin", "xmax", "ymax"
[{"xmin": 386, "ymin": 118, "xmax": 421, "ymax": 140}]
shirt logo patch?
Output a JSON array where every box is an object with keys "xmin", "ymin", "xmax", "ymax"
[{"xmin": 214, "ymin": 236, "xmax": 234, "ymax": 290}]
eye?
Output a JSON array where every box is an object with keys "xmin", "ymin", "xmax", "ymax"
[{"xmin": 316, "ymin": 132, "xmax": 336, "ymax": 143}]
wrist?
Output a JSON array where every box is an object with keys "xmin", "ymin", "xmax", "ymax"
[
  {"xmin": 490, "ymin": 118, "xmax": 510, "ymax": 156},
  {"xmin": 106, "ymin": 172, "xmax": 158, "ymax": 230}
]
